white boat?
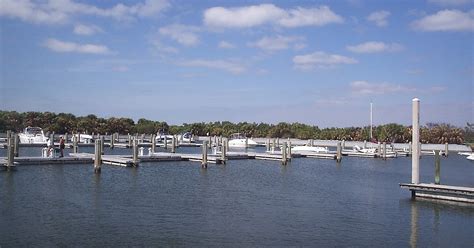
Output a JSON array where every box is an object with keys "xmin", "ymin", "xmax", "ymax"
[
  {"xmin": 70, "ymin": 134, "xmax": 94, "ymax": 143},
  {"xmin": 353, "ymin": 145, "xmax": 377, "ymax": 154},
  {"xmin": 178, "ymin": 132, "xmax": 195, "ymax": 143},
  {"xmin": 228, "ymin": 133, "xmax": 257, "ymax": 148},
  {"xmin": 292, "ymin": 145, "xmax": 329, "ymax": 153},
  {"xmin": 18, "ymin": 127, "xmax": 49, "ymax": 144},
  {"xmin": 467, "ymin": 154, "xmax": 474, "ymax": 161},
  {"xmin": 156, "ymin": 134, "xmax": 174, "ymax": 143}
]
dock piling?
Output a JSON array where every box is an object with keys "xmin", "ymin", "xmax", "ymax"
[
  {"xmin": 363, "ymin": 140, "xmax": 367, "ymax": 149},
  {"xmin": 100, "ymin": 135, "xmax": 104, "ymax": 155},
  {"xmin": 342, "ymin": 140, "xmax": 345, "ymax": 150},
  {"xmin": 282, "ymin": 142, "xmax": 287, "ymax": 165},
  {"xmin": 221, "ymin": 139, "xmax": 227, "ymax": 164},
  {"xmin": 202, "ymin": 141, "xmax": 208, "ymax": 168},
  {"xmin": 383, "ymin": 142, "xmax": 387, "ymax": 160},
  {"xmin": 171, "ymin": 136, "xmax": 176, "ymax": 153},
  {"xmin": 128, "ymin": 134, "xmax": 132, "ymax": 147},
  {"xmin": 73, "ymin": 135, "xmax": 78, "ymax": 153},
  {"xmin": 288, "ymin": 141, "xmax": 292, "ymax": 161},
  {"xmin": 151, "ymin": 134, "xmax": 156, "ymax": 152},
  {"xmin": 132, "ymin": 139, "xmax": 138, "ymax": 166},
  {"xmin": 110, "ymin": 133, "xmax": 115, "ymax": 149},
  {"xmin": 444, "ymin": 143, "xmax": 449, "ymax": 157},
  {"xmin": 94, "ymin": 139, "xmax": 102, "ymax": 173},
  {"xmin": 336, "ymin": 141, "xmax": 342, "ymax": 162},
  {"xmin": 435, "ymin": 150, "xmax": 441, "ymax": 184},
  {"xmin": 412, "ymin": 98, "xmax": 420, "ymax": 184},
  {"xmin": 7, "ymin": 131, "xmax": 14, "ymax": 168},
  {"xmin": 14, "ymin": 133, "xmax": 19, "ymax": 157}
]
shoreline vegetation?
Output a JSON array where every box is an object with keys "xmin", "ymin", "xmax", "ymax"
[{"xmin": 1, "ymin": 110, "xmax": 472, "ymax": 144}]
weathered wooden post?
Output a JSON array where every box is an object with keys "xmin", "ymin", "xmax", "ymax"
[
  {"xmin": 14, "ymin": 133, "xmax": 19, "ymax": 157},
  {"xmin": 287, "ymin": 141, "xmax": 292, "ymax": 161},
  {"xmin": 171, "ymin": 136, "xmax": 176, "ymax": 153},
  {"xmin": 7, "ymin": 131, "xmax": 14, "ymax": 169},
  {"xmin": 110, "ymin": 133, "xmax": 115, "ymax": 149},
  {"xmin": 202, "ymin": 141, "xmax": 208, "ymax": 169},
  {"xmin": 225, "ymin": 136, "xmax": 229, "ymax": 151},
  {"xmin": 336, "ymin": 141, "xmax": 342, "ymax": 162},
  {"xmin": 435, "ymin": 150, "xmax": 440, "ymax": 184},
  {"xmin": 94, "ymin": 139, "xmax": 102, "ymax": 173},
  {"xmin": 272, "ymin": 138, "xmax": 276, "ymax": 151},
  {"xmin": 73, "ymin": 135, "xmax": 78, "ymax": 153},
  {"xmin": 281, "ymin": 142, "xmax": 287, "ymax": 165},
  {"xmin": 100, "ymin": 135, "xmax": 104, "ymax": 155},
  {"xmin": 412, "ymin": 98, "xmax": 420, "ymax": 185},
  {"xmin": 164, "ymin": 135, "xmax": 168, "ymax": 150},
  {"xmin": 266, "ymin": 139, "xmax": 270, "ymax": 151},
  {"xmin": 444, "ymin": 143, "xmax": 449, "ymax": 157},
  {"xmin": 208, "ymin": 136, "xmax": 212, "ymax": 148},
  {"xmin": 221, "ymin": 139, "xmax": 227, "ymax": 164},
  {"xmin": 151, "ymin": 134, "xmax": 156, "ymax": 153},
  {"xmin": 133, "ymin": 139, "xmax": 139, "ymax": 166},
  {"xmin": 382, "ymin": 142, "xmax": 387, "ymax": 160},
  {"xmin": 377, "ymin": 142, "xmax": 381, "ymax": 157}
]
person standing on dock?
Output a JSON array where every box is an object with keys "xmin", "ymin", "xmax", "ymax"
[{"xmin": 59, "ymin": 136, "xmax": 65, "ymax": 158}]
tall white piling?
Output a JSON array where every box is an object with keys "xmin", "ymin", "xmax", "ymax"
[
  {"xmin": 266, "ymin": 139, "xmax": 270, "ymax": 151},
  {"xmin": 221, "ymin": 139, "xmax": 227, "ymax": 164},
  {"xmin": 288, "ymin": 141, "xmax": 292, "ymax": 161},
  {"xmin": 171, "ymin": 136, "xmax": 176, "ymax": 153},
  {"xmin": 164, "ymin": 135, "xmax": 168, "ymax": 150},
  {"xmin": 377, "ymin": 142, "xmax": 381, "ymax": 157},
  {"xmin": 151, "ymin": 134, "xmax": 156, "ymax": 153},
  {"xmin": 100, "ymin": 135, "xmax": 104, "ymax": 155},
  {"xmin": 412, "ymin": 98, "xmax": 420, "ymax": 184},
  {"xmin": 7, "ymin": 131, "xmax": 14, "ymax": 168},
  {"xmin": 110, "ymin": 133, "xmax": 115, "ymax": 149},
  {"xmin": 444, "ymin": 143, "xmax": 449, "ymax": 157},
  {"xmin": 435, "ymin": 150, "xmax": 441, "ymax": 184},
  {"xmin": 14, "ymin": 133, "xmax": 19, "ymax": 157},
  {"xmin": 363, "ymin": 140, "xmax": 367, "ymax": 149},
  {"xmin": 341, "ymin": 140, "xmax": 345, "ymax": 150},
  {"xmin": 94, "ymin": 139, "xmax": 102, "ymax": 173},
  {"xmin": 382, "ymin": 142, "xmax": 387, "ymax": 160}
]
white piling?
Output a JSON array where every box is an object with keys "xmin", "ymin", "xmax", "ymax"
[
  {"xmin": 412, "ymin": 98, "xmax": 420, "ymax": 184},
  {"xmin": 133, "ymin": 139, "xmax": 139, "ymax": 166},
  {"xmin": 202, "ymin": 140, "xmax": 208, "ymax": 169},
  {"xmin": 221, "ymin": 139, "xmax": 227, "ymax": 164},
  {"xmin": 336, "ymin": 141, "xmax": 342, "ymax": 162},
  {"xmin": 282, "ymin": 142, "xmax": 287, "ymax": 165},
  {"xmin": 444, "ymin": 143, "xmax": 449, "ymax": 157},
  {"xmin": 73, "ymin": 135, "xmax": 78, "ymax": 153},
  {"xmin": 94, "ymin": 139, "xmax": 102, "ymax": 173},
  {"xmin": 383, "ymin": 142, "xmax": 387, "ymax": 160},
  {"xmin": 151, "ymin": 134, "xmax": 156, "ymax": 152}
]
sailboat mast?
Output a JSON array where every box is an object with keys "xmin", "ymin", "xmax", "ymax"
[{"xmin": 370, "ymin": 102, "xmax": 373, "ymax": 140}]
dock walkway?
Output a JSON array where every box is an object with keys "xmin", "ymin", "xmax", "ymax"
[{"xmin": 400, "ymin": 183, "xmax": 474, "ymax": 203}]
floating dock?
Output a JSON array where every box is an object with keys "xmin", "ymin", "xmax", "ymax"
[{"xmin": 400, "ymin": 183, "xmax": 474, "ymax": 203}]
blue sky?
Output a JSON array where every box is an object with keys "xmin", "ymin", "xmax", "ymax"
[{"xmin": 1, "ymin": 0, "xmax": 473, "ymax": 127}]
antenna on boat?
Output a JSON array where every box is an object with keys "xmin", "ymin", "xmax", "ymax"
[{"xmin": 370, "ymin": 102, "xmax": 373, "ymax": 140}]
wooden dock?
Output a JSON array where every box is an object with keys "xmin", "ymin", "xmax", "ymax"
[
  {"xmin": 69, "ymin": 153, "xmax": 137, "ymax": 167},
  {"xmin": 400, "ymin": 183, "xmax": 474, "ymax": 203}
]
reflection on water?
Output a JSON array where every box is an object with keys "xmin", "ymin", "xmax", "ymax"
[{"xmin": 410, "ymin": 201, "xmax": 418, "ymax": 248}]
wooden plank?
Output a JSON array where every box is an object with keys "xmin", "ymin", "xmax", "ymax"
[{"xmin": 400, "ymin": 183, "xmax": 474, "ymax": 203}]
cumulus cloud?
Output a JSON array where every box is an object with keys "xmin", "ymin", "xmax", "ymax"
[
  {"xmin": 73, "ymin": 24, "xmax": 102, "ymax": 35},
  {"xmin": 0, "ymin": 0, "xmax": 169, "ymax": 25},
  {"xmin": 293, "ymin": 51, "xmax": 358, "ymax": 70},
  {"xmin": 177, "ymin": 59, "xmax": 246, "ymax": 74},
  {"xmin": 346, "ymin": 41, "xmax": 403, "ymax": 53},
  {"xmin": 411, "ymin": 9, "xmax": 474, "ymax": 32},
  {"xmin": 203, "ymin": 4, "xmax": 343, "ymax": 28},
  {"xmin": 218, "ymin": 41, "xmax": 236, "ymax": 49},
  {"xmin": 367, "ymin": 10, "xmax": 390, "ymax": 27},
  {"xmin": 43, "ymin": 38, "xmax": 110, "ymax": 54},
  {"xmin": 159, "ymin": 24, "xmax": 200, "ymax": 46},
  {"xmin": 249, "ymin": 35, "xmax": 305, "ymax": 51}
]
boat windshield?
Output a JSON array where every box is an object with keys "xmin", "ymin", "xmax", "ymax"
[
  {"xmin": 25, "ymin": 127, "xmax": 43, "ymax": 135},
  {"xmin": 230, "ymin": 133, "xmax": 246, "ymax": 139}
]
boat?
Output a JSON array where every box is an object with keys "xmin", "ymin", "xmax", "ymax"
[
  {"xmin": 467, "ymin": 154, "xmax": 474, "ymax": 161},
  {"xmin": 353, "ymin": 145, "xmax": 377, "ymax": 154},
  {"xmin": 155, "ymin": 133, "xmax": 174, "ymax": 143},
  {"xmin": 228, "ymin": 133, "xmax": 257, "ymax": 148},
  {"xmin": 18, "ymin": 127, "xmax": 49, "ymax": 144},
  {"xmin": 178, "ymin": 132, "xmax": 195, "ymax": 143},
  {"xmin": 292, "ymin": 145, "xmax": 329, "ymax": 153},
  {"xmin": 70, "ymin": 133, "xmax": 94, "ymax": 143}
]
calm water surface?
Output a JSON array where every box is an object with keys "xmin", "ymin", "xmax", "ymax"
[{"xmin": 1, "ymin": 147, "xmax": 473, "ymax": 247}]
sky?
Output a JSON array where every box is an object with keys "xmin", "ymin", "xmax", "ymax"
[{"xmin": 0, "ymin": 0, "xmax": 473, "ymax": 127}]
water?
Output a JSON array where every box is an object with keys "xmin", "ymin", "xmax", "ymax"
[{"xmin": 1, "ymin": 147, "xmax": 473, "ymax": 247}]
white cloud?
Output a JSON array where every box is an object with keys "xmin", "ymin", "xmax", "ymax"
[
  {"xmin": 428, "ymin": 0, "xmax": 470, "ymax": 6},
  {"xmin": 0, "ymin": 0, "xmax": 169, "ymax": 25},
  {"xmin": 150, "ymin": 39, "xmax": 179, "ymax": 53},
  {"xmin": 278, "ymin": 6, "xmax": 344, "ymax": 27},
  {"xmin": 218, "ymin": 41, "xmax": 236, "ymax": 49},
  {"xmin": 293, "ymin": 51, "xmax": 358, "ymax": 70},
  {"xmin": 346, "ymin": 41, "xmax": 403, "ymax": 53},
  {"xmin": 203, "ymin": 4, "xmax": 343, "ymax": 28},
  {"xmin": 350, "ymin": 81, "xmax": 416, "ymax": 95},
  {"xmin": 367, "ymin": 10, "xmax": 390, "ymax": 27},
  {"xmin": 177, "ymin": 59, "xmax": 245, "ymax": 74},
  {"xmin": 159, "ymin": 24, "xmax": 200, "ymax": 46},
  {"xmin": 411, "ymin": 9, "xmax": 474, "ymax": 32},
  {"xmin": 43, "ymin": 38, "xmax": 110, "ymax": 54},
  {"xmin": 73, "ymin": 24, "xmax": 102, "ymax": 35},
  {"xmin": 249, "ymin": 35, "xmax": 304, "ymax": 51}
]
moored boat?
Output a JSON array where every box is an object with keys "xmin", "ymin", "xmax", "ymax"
[{"xmin": 18, "ymin": 127, "xmax": 49, "ymax": 144}]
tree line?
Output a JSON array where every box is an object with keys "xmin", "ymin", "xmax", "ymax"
[{"xmin": 0, "ymin": 110, "xmax": 470, "ymax": 144}]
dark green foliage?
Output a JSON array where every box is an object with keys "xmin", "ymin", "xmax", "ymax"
[{"xmin": 0, "ymin": 110, "xmax": 466, "ymax": 144}]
